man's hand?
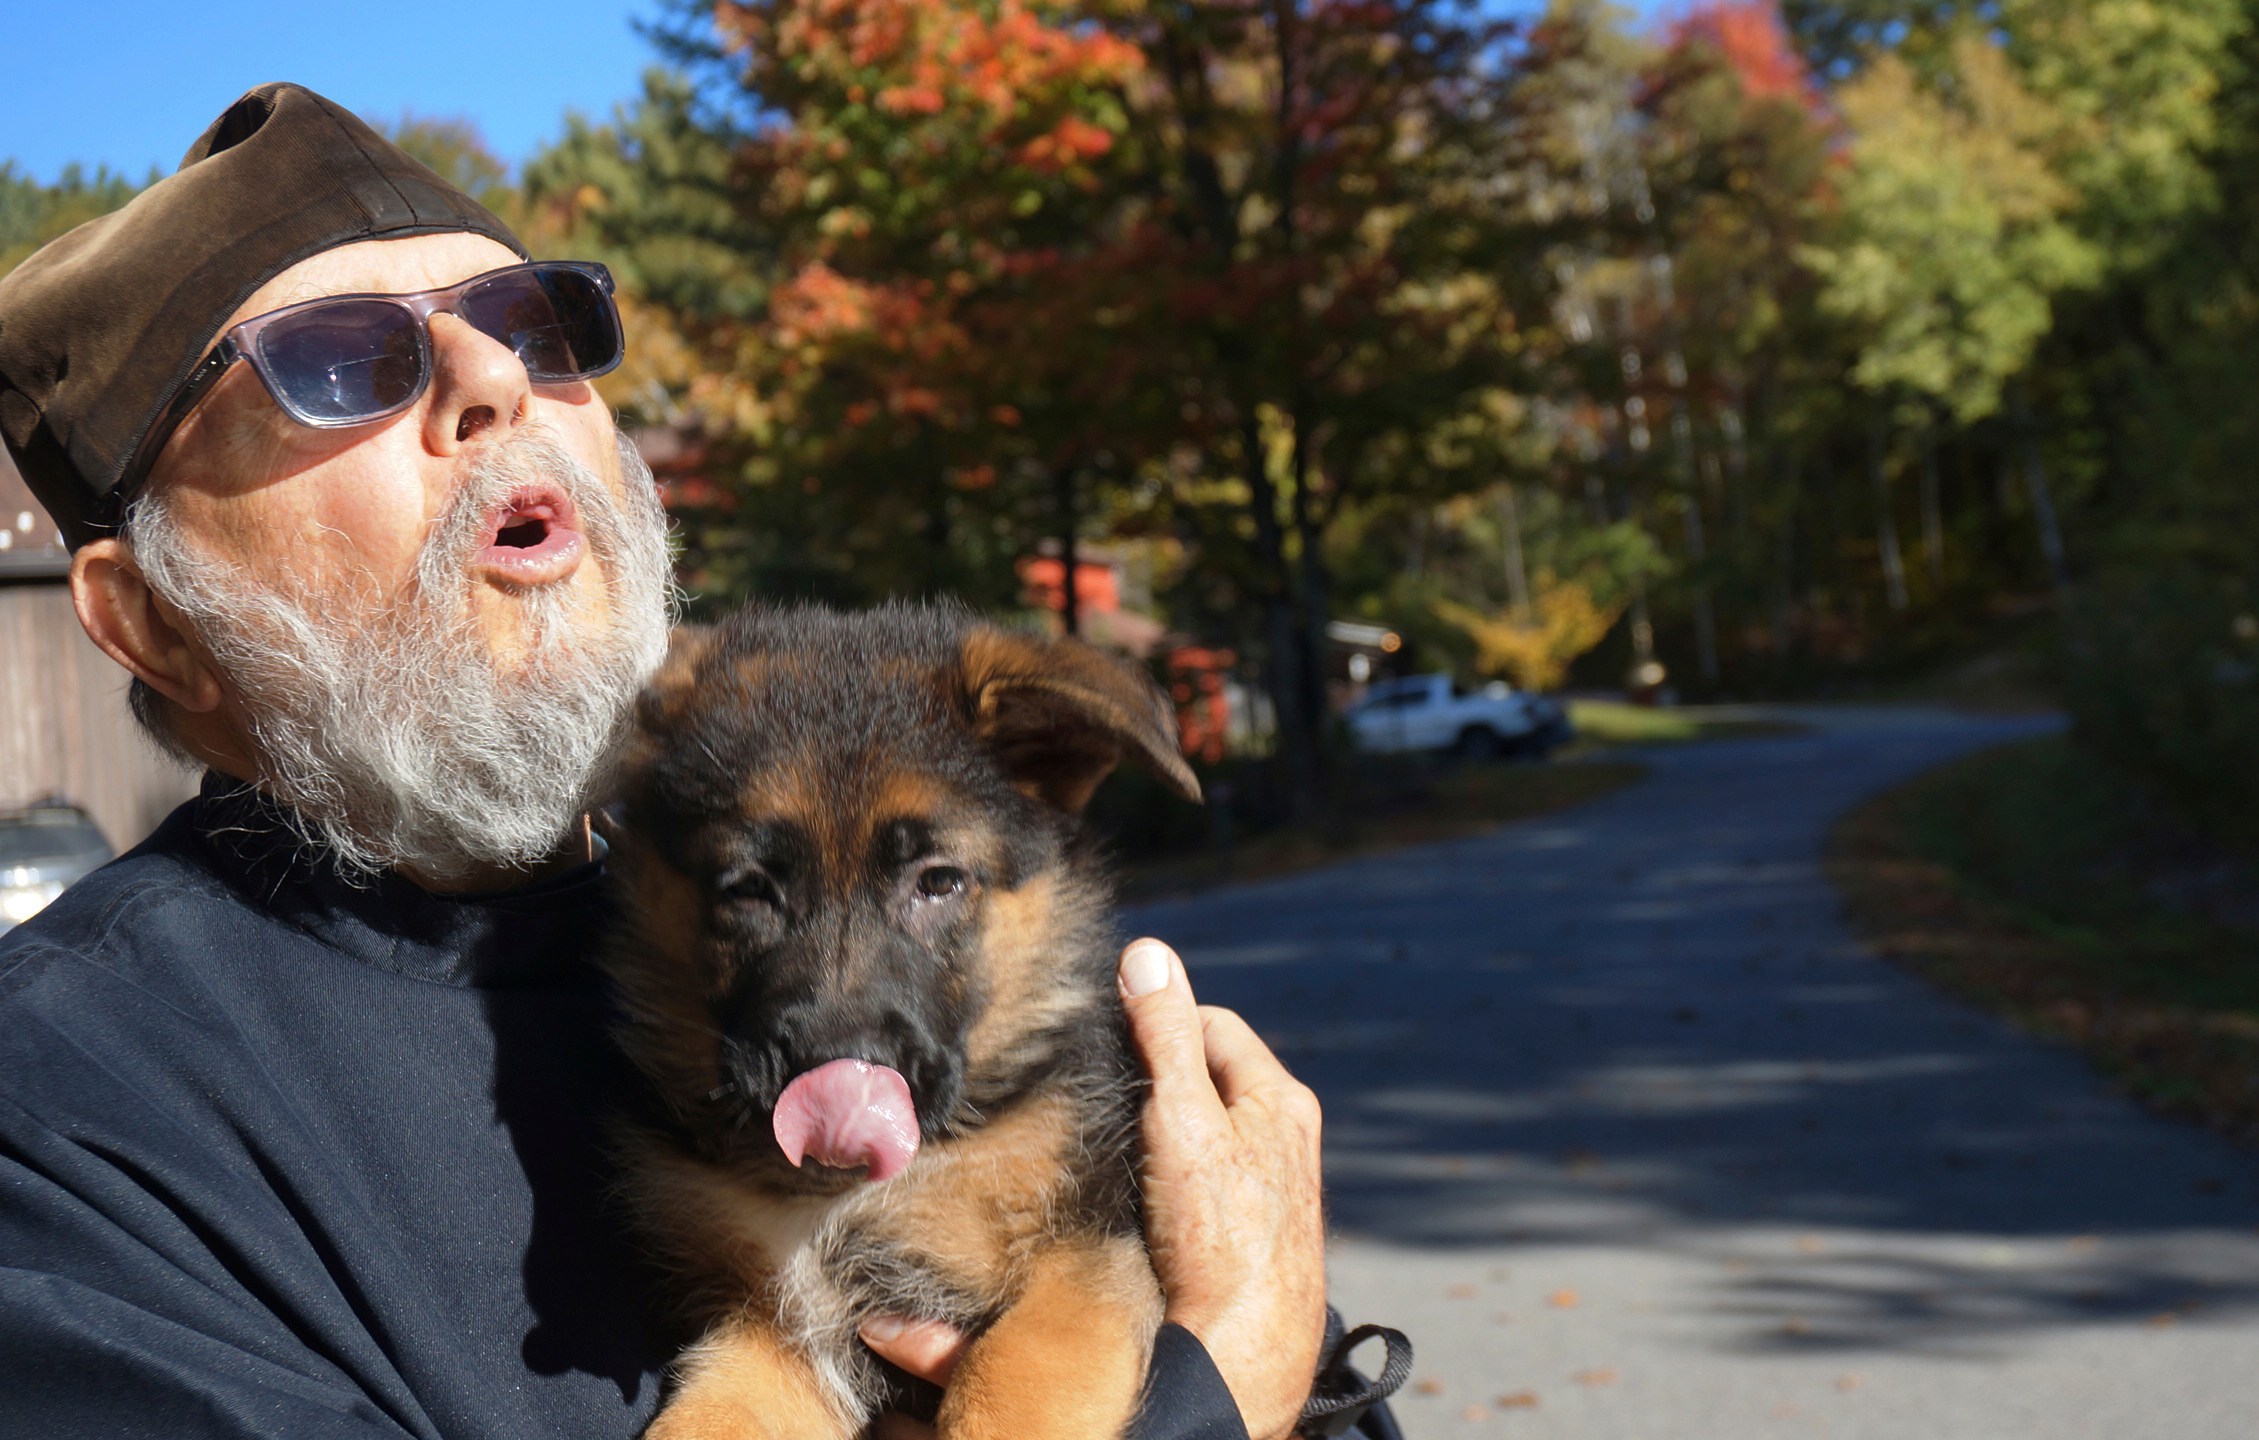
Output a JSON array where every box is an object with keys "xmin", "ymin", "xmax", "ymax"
[
  {"xmin": 860, "ymin": 1315, "xmax": 962, "ymax": 1440},
  {"xmin": 1120, "ymin": 937, "xmax": 1328, "ymax": 1440},
  {"xmin": 860, "ymin": 938, "xmax": 1328, "ymax": 1440}
]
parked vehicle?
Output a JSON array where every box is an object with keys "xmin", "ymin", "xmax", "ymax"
[
  {"xmin": 1344, "ymin": 673, "xmax": 1571, "ymax": 758},
  {"xmin": 0, "ymin": 802, "xmax": 113, "ymax": 935}
]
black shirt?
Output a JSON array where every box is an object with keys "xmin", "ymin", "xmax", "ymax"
[{"xmin": 0, "ymin": 777, "xmax": 1252, "ymax": 1439}]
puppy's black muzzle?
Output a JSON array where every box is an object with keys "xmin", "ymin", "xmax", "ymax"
[{"xmin": 724, "ymin": 994, "xmax": 965, "ymax": 1138}]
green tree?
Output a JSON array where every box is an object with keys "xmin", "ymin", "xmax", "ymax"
[{"xmin": 0, "ymin": 162, "xmax": 146, "ymax": 276}]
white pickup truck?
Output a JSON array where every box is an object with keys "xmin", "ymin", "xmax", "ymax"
[{"xmin": 1343, "ymin": 673, "xmax": 1570, "ymax": 758}]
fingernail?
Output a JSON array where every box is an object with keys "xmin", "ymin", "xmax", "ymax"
[
  {"xmin": 862, "ymin": 1315, "xmax": 908, "ymax": 1343},
  {"xmin": 1121, "ymin": 940, "xmax": 1173, "ymax": 998}
]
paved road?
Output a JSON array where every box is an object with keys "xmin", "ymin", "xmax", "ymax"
[{"xmin": 1129, "ymin": 708, "xmax": 2259, "ymax": 1439}]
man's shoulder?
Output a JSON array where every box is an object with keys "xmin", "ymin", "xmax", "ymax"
[{"xmin": 0, "ymin": 815, "xmax": 247, "ymax": 1044}]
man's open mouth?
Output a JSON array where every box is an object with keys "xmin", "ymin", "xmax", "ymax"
[{"xmin": 475, "ymin": 485, "xmax": 587, "ymax": 584}]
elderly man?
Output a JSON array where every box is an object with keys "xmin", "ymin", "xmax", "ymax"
[{"xmin": 0, "ymin": 86, "xmax": 1396, "ymax": 1439}]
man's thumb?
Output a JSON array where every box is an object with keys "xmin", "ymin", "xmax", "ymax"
[{"xmin": 1118, "ymin": 939, "xmax": 1211, "ymax": 1109}]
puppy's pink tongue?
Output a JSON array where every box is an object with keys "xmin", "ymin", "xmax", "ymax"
[{"xmin": 772, "ymin": 1059, "xmax": 920, "ymax": 1183}]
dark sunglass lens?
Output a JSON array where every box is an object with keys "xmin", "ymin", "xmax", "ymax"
[
  {"xmin": 257, "ymin": 300, "xmax": 423, "ymax": 422},
  {"xmin": 459, "ymin": 267, "xmax": 620, "ymax": 380}
]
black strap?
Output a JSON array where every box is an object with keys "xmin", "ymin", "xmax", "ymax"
[{"xmin": 1298, "ymin": 1309, "xmax": 1413, "ymax": 1439}]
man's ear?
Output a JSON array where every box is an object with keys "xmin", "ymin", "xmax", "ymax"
[
  {"xmin": 958, "ymin": 626, "xmax": 1202, "ymax": 815},
  {"xmin": 69, "ymin": 537, "xmax": 224, "ymax": 714}
]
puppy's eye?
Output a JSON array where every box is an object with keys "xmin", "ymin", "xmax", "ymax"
[
  {"xmin": 914, "ymin": 865, "xmax": 968, "ymax": 901},
  {"xmin": 717, "ymin": 866, "xmax": 786, "ymax": 909}
]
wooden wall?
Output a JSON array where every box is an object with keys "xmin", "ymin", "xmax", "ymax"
[
  {"xmin": 0, "ymin": 581, "xmax": 199, "ymax": 851},
  {"xmin": 0, "ymin": 451, "xmax": 197, "ymax": 851}
]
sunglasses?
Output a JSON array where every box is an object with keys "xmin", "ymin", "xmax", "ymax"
[{"xmin": 127, "ymin": 260, "xmax": 624, "ymax": 492}]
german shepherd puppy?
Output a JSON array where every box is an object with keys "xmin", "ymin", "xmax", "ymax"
[{"xmin": 602, "ymin": 602, "xmax": 1202, "ymax": 1440}]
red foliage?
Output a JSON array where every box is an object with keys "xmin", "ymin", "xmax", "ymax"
[{"xmin": 1666, "ymin": 1, "xmax": 1817, "ymax": 110}]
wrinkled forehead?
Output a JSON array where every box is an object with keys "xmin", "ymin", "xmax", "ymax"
[{"xmin": 219, "ymin": 230, "xmax": 524, "ymax": 337}]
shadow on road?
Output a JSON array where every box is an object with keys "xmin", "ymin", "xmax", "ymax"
[{"xmin": 1130, "ymin": 709, "xmax": 2259, "ymax": 1356}]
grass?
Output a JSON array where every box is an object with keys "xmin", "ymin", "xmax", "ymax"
[
  {"xmin": 1568, "ymin": 699, "xmax": 1807, "ymax": 747},
  {"xmin": 1830, "ymin": 735, "xmax": 2259, "ymax": 1143},
  {"xmin": 1120, "ymin": 758, "xmax": 1646, "ymax": 902}
]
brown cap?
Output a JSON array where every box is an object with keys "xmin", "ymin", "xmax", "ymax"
[{"xmin": 0, "ymin": 83, "xmax": 527, "ymax": 547}]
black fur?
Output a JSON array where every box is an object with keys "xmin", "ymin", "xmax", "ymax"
[{"xmin": 602, "ymin": 601, "xmax": 1189, "ymax": 1411}]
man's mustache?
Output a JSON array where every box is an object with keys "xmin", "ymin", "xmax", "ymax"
[{"xmin": 420, "ymin": 427, "xmax": 615, "ymax": 587}]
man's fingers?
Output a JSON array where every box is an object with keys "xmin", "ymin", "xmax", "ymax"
[
  {"xmin": 859, "ymin": 1315, "xmax": 967, "ymax": 1386},
  {"xmin": 1194, "ymin": 1004, "xmax": 1306, "ymax": 1115},
  {"xmin": 1120, "ymin": 939, "xmax": 1225, "ymax": 1127}
]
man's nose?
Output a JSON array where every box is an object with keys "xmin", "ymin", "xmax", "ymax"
[{"xmin": 421, "ymin": 311, "xmax": 532, "ymax": 452}]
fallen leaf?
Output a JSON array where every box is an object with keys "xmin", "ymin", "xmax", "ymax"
[
  {"xmin": 2145, "ymin": 1312, "xmax": 2179, "ymax": 1329},
  {"xmin": 1774, "ymin": 1403, "xmax": 1801, "ymax": 1420},
  {"xmin": 1448, "ymin": 1283, "xmax": 1479, "ymax": 1299},
  {"xmin": 1547, "ymin": 1288, "xmax": 1580, "ymax": 1309},
  {"xmin": 1572, "ymin": 1368, "xmax": 1619, "ymax": 1387},
  {"xmin": 1835, "ymin": 1375, "xmax": 1863, "ymax": 1392},
  {"xmin": 1417, "ymin": 1378, "xmax": 1447, "ymax": 1396},
  {"xmin": 1782, "ymin": 1316, "xmax": 1810, "ymax": 1336},
  {"xmin": 1794, "ymin": 1235, "xmax": 1824, "ymax": 1255},
  {"xmin": 1495, "ymin": 1391, "xmax": 1540, "ymax": 1409},
  {"xmin": 1459, "ymin": 1405, "xmax": 1488, "ymax": 1422}
]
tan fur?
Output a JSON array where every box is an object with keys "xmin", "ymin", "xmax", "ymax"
[
  {"xmin": 938, "ymin": 1239, "xmax": 1163, "ymax": 1440},
  {"xmin": 611, "ymin": 607, "xmax": 1195, "ymax": 1439},
  {"xmin": 962, "ymin": 873, "xmax": 1085, "ymax": 1081},
  {"xmin": 627, "ymin": 1088, "xmax": 1161, "ymax": 1432},
  {"xmin": 645, "ymin": 1316, "xmax": 845, "ymax": 1440},
  {"xmin": 959, "ymin": 629, "xmax": 1201, "ymax": 811}
]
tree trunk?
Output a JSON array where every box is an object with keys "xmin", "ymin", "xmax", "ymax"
[
  {"xmin": 1915, "ymin": 430, "xmax": 1943, "ymax": 587},
  {"xmin": 1628, "ymin": 581, "xmax": 1657, "ymax": 680},
  {"xmin": 1287, "ymin": 401, "xmax": 1333, "ymax": 763},
  {"xmin": 1671, "ymin": 407, "xmax": 1719, "ymax": 689},
  {"xmin": 1238, "ymin": 409, "xmax": 1317, "ymax": 818},
  {"xmin": 920, "ymin": 422, "xmax": 951, "ymax": 593},
  {"xmin": 1054, "ymin": 464, "xmax": 1079, "ymax": 637},
  {"xmin": 1870, "ymin": 418, "xmax": 1909, "ymax": 612},
  {"xmin": 1499, "ymin": 483, "xmax": 1532, "ymax": 621},
  {"xmin": 1682, "ymin": 492, "xmax": 1720, "ymax": 689},
  {"xmin": 1771, "ymin": 453, "xmax": 1799, "ymax": 671},
  {"xmin": 2009, "ymin": 385, "xmax": 2073, "ymax": 601}
]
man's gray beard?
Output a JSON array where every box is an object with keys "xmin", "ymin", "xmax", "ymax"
[{"xmin": 128, "ymin": 428, "xmax": 676, "ymax": 884}]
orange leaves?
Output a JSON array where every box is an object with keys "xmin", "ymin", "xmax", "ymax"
[
  {"xmin": 1018, "ymin": 114, "xmax": 1117, "ymax": 172},
  {"xmin": 878, "ymin": 84, "xmax": 949, "ymax": 116},
  {"xmin": 770, "ymin": 262, "xmax": 875, "ymax": 344},
  {"xmin": 764, "ymin": 258, "xmax": 980, "ymax": 439},
  {"xmin": 1667, "ymin": 2, "xmax": 1818, "ymax": 112},
  {"xmin": 733, "ymin": 0, "xmax": 1141, "ymax": 129}
]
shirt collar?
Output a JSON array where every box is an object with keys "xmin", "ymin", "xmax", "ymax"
[{"xmin": 187, "ymin": 772, "xmax": 614, "ymax": 989}]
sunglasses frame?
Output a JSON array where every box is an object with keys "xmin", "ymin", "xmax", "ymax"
[{"xmin": 119, "ymin": 260, "xmax": 624, "ymax": 508}]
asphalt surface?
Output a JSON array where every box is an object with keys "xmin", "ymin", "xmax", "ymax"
[{"xmin": 1128, "ymin": 707, "xmax": 2259, "ymax": 1440}]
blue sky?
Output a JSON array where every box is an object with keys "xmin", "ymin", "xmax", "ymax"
[{"xmin": 4, "ymin": 0, "xmax": 1679, "ymax": 184}]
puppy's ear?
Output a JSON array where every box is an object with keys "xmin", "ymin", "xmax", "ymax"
[
  {"xmin": 959, "ymin": 627, "xmax": 1202, "ymax": 814},
  {"xmin": 636, "ymin": 624, "xmax": 720, "ymax": 733}
]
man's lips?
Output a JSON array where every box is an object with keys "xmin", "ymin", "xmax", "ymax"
[{"xmin": 476, "ymin": 486, "xmax": 586, "ymax": 584}]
